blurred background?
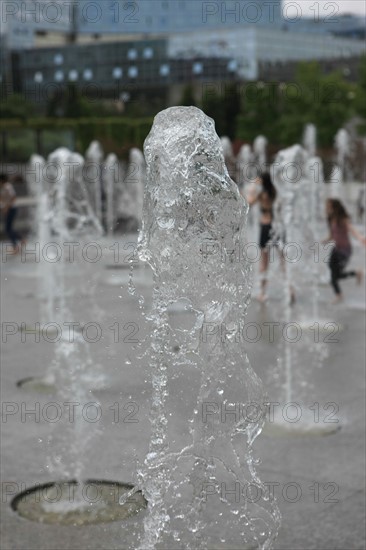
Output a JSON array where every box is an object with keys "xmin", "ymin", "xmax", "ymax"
[
  {"xmin": 0, "ymin": 0, "xmax": 365, "ymax": 163},
  {"xmin": 1, "ymin": 5, "xmax": 365, "ymax": 548}
]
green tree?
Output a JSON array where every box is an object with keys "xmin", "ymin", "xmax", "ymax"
[
  {"xmin": 180, "ymin": 84, "xmax": 196, "ymax": 106},
  {"xmin": 277, "ymin": 62, "xmax": 358, "ymax": 146},
  {"xmin": 237, "ymin": 82, "xmax": 280, "ymax": 143},
  {"xmin": 0, "ymin": 93, "xmax": 35, "ymax": 119},
  {"xmin": 222, "ymin": 83, "xmax": 241, "ymax": 139},
  {"xmin": 354, "ymin": 55, "xmax": 366, "ymax": 132},
  {"xmin": 201, "ymin": 86, "xmax": 225, "ymax": 135},
  {"xmin": 47, "ymin": 84, "xmax": 94, "ymax": 118}
]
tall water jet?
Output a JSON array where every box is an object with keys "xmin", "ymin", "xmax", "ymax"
[
  {"xmin": 14, "ymin": 148, "xmax": 147, "ymax": 525},
  {"xmin": 104, "ymin": 153, "xmax": 118, "ymax": 235},
  {"xmin": 19, "ymin": 147, "xmax": 103, "ymax": 391},
  {"xmin": 238, "ymin": 144, "xmax": 258, "ymax": 229},
  {"xmin": 272, "ymin": 145, "xmax": 308, "ymax": 405},
  {"xmin": 302, "ymin": 125, "xmax": 326, "ymax": 320},
  {"xmin": 270, "ymin": 146, "xmax": 338, "ymax": 434},
  {"xmin": 35, "ymin": 156, "xmax": 60, "ymax": 327},
  {"xmin": 330, "ymin": 128, "xmax": 351, "ymax": 199},
  {"xmin": 42, "ymin": 147, "xmax": 104, "ymax": 388},
  {"xmin": 237, "ymin": 144, "xmax": 254, "ymax": 191},
  {"xmin": 26, "ymin": 154, "xmax": 45, "ymax": 216},
  {"xmin": 220, "ymin": 135, "xmax": 234, "ymax": 159},
  {"xmin": 114, "ymin": 148, "xmax": 145, "ymax": 233},
  {"xmin": 306, "ymin": 155, "xmax": 324, "ymax": 322},
  {"xmin": 253, "ymin": 136, "xmax": 268, "ymax": 172},
  {"xmin": 85, "ymin": 140, "xmax": 104, "ymax": 226},
  {"xmin": 129, "ymin": 147, "xmax": 146, "ymax": 228},
  {"xmin": 302, "ymin": 124, "xmax": 326, "ymax": 220},
  {"xmin": 137, "ymin": 107, "xmax": 280, "ymax": 549},
  {"xmin": 335, "ymin": 128, "xmax": 351, "ymax": 179},
  {"xmin": 220, "ymin": 135, "xmax": 236, "ymax": 181},
  {"xmin": 303, "ymin": 123, "xmax": 317, "ymax": 158}
]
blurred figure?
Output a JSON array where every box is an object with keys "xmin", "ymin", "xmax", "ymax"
[
  {"xmin": 0, "ymin": 173, "xmax": 23, "ymax": 254},
  {"xmin": 324, "ymin": 198, "xmax": 366, "ymax": 304},
  {"xmin": 356, "ymin": 187, "xmax": 365, "ymax": 223},
  {"xmin": 246, "ymin": 172, "xmax": 278, "ymax": 302}
]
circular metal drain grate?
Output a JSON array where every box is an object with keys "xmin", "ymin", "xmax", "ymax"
[
  {"xmin": 16, "ymin": 376, "xmax": 55, "ymax": 393},
  {"xmin": 11, "ymin": 480, "xmax": 147, "ymax": 525}
]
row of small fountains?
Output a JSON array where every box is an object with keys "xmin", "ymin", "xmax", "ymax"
[
  {"xmin": 27, "ymin": 142, "xmax": 145, "ymax": 236},
  {"xmin": 26, "ymin": 124, "xmax": 350, "ymax": 237}
]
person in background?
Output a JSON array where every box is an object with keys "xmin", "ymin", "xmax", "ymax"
[
  {"xmin": 324, "ymin": 198, "xmax": 366, "ymax": 304},
  {"xmin": 246, "ymin": 172, "xmax": 278, "ymax": 302},
  {"xmin": 0, "ymin": 173, "xmax": 23, "ymax": 254}
]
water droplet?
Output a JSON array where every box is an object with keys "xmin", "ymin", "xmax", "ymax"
[{"xmin": 157, "ymin": 216, "xmax": 175, "ymax": 229}]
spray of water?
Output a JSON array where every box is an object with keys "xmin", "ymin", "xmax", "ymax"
[
  {"xmin": 137, "ymin": 107, "xmax": 280, "ymax": 549},
  {"xmin": 40, "ymin": 148, "xmax": 104, "ymax": 478}
]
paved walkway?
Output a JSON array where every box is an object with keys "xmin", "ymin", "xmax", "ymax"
[{"xmin": 1, "ymin": 227, "xmax": 365, "ymax": 549}]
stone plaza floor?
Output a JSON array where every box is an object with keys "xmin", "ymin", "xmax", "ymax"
[{"xmin": 1, "ymin": 225, "xmax": 365, "ymax": 550}]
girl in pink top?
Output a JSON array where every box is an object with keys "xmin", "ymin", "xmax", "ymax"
[{"xmin": 324, "ymin": 199, "xmax": 366, "ymax": 303}]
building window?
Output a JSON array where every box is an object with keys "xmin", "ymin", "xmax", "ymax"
[
  {"xmin": 54, "ymin": 53, "xmax": 64, "ymax": 65},
  {"xmin": 192, "ymin": 62, "xmax": 203, "ymax": 75},
  {"xmin": 83, "ymin": 69, "xmax": 93, "ymax": 80},
  {"xmin": 34, "ymin": 72, "xmax": 43, "ymax": 83},
  {"xmin": 68, "ymin": 70, "xmax": 78, "ymax": 81},
  {"xmin": 54, "ymin": 70, "xmax": 64, "ymax": 82},
  {"xmin": 127, "ymin": 49, "xmax": 137, "ymax": 60},
  {"xmin": 159, "ymin": 64, "xmax": 170, "ymax": 76},
  {"xmin": 113, "ymin": 67, "xmax": 123, "ymax": 79},
  {"xmin": 146, "ymin": 16, "xmax": 152, "ymax": 26},
  {"xmin": 143, "ymin": 47, "xmax": 153, "ymax": 59},
  {"xmin": 128, "ymin": 66, "xmax": 138, "ymax": 78},
  {"xmin": 227, "ymin": 59, "xmax": 238, "ymax": 72},
  {"xmin": 162, "ymin": 1, "xmax": 169, "ymax": 9}
]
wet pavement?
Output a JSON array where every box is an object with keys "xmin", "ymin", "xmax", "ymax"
[{"xmin": 1, "ymin": 224, "xmax": 365, "ymax": 550}]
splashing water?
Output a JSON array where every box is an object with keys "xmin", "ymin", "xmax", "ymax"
[
  {"xmin": 331, "ymin": 128, "xmax": 351, "ymax": 198},
  {"xmin": 85, "ymin": 140, "xmax": 105, "ymax": 227},
  {"xmin": 41, "ymin": 148, "xmax": 104, "ymax": 478},
  {"xmin": 237, "ymin": 145, "xmax": 254, "ymax": 191},
  {"xmin": 253, "ymin": 136, "xmax": 268, "ymax": 172},
  {"xmin": 269, "ymin": 145, "xmax": 332, "ymax": 425},
  {"xmin": 137, "ymin": 107, "xmax": 280, "ymax": 549},
  {"xmin": 303, "ymin": 123, "xmax": 317, "ymax": 158},
  {"xmin": 104, "ymin": 153, "xmax": 118, "ymax": 236},
  {"xmin": 335, "ymin": 128, "xmax": 350, "ymax": 177},
  {"xmin": 304, "ymin": 154, "xmax": 327, "ymax": 324},
  {"xmin": 129, "ymin": 147, "xmax": 146, "ymax": 227},
  {"xmin": 272, "ymin": 145, "xmax": 309, "ymax": 405}
]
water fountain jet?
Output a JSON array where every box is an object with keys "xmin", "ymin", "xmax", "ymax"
[
  {"xmin": 266, "ymin": 145, "xmax": 340, "ymax": 436},
  {"xmin": 137, "ymin": 107, "xmax": 280, "ymax": 549}
]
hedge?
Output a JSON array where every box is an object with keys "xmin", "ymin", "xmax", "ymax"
[{"xmin": 0, "ymin": 117, "xmax": 154, "ymax": 161}]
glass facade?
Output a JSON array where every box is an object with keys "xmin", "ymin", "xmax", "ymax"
[
  {"xmin": 76, "ymin": 0, "xmax": 283, "ymax": 34},
  {"xmin": 12, "ymin": 36, "xmax": 241, "ymax": 98},
  {"xmin": 3, "ymin": 1, "xmax": 364, "ymax": 50}
]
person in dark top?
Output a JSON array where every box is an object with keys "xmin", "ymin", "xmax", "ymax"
[
  {"xmin": 246, "ymin": 172, "xmax": 278, "ymax": 302},
  {"xmin": 0, "ymin": 173, "xmax": 23, "ymax": 254},
  {"xmin": 323, "ymin": 198, "xmax": 366, "ymax": 303}
]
